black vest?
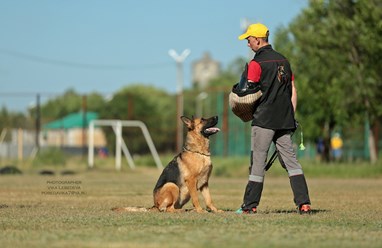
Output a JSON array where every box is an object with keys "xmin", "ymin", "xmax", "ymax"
[{"xmin": 251, "ymin": 45, "xmax": 296, "ymax": 130}]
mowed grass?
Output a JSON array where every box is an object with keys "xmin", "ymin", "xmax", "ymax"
[{"xmin": 1, "ymin": 163, "xmax": 382, "ymax": 248}]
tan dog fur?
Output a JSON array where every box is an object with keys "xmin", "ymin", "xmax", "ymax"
[
  {"xmin": 112, "ymin": 116, "xmax": 220, "ymax": 214},
  {"xmin": 153, "ymin": 116, "xmax": 220, "ymax": 213}
]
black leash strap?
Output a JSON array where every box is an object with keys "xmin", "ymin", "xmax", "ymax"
[
  {"xmin": 265, "ymin": 149, "xmax": 278, "ymax": 171},
  {"xmin": 264, "ymin": 122, "xmax": 303, "ymax": 171}
]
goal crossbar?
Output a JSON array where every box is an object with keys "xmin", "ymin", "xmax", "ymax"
[{"xmin": 88, "ymin": 119, "xmax": 163, "ymax": 170}]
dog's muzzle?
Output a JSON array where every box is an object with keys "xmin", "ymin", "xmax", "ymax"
[
  {"xmin": 203, "ymin": 127, "xmax": 220, "ymax": 135},
  {"xmin": 202, "ymin": 116, "xmax": 220, "ymax": 137}
]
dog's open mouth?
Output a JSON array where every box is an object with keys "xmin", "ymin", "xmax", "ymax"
[
  {"xmin": 203, "ymin": 127, "xmax": 220, "ymax": 135},
  {"xmin": 201, "ymin": 116, "xmax": 219, "ymax": 137}
]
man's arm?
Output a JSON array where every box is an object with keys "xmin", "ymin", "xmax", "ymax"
[{"xmin": 291, "ymin": 80, "xmax": 297, "ymax": 112}]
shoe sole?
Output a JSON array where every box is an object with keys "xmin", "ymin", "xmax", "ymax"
[
  {"xmin": 236, "ymin": 208, "xmax": 257, "ymax": 214},
  {"xmin": 299, "ymin": 209, "xmax": 312, "ymax": 214}
]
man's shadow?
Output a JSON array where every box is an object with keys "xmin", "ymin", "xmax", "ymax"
[
  {"xmin": 224, "ymin": 208, "xmax": 328, "ymax": 215},
  {"xmin": 263, "ymin": 208, "xmax": 327, "ymax": 215}
]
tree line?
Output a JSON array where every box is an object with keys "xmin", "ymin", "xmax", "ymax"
[
  {"xmin": 273, "ymin": 0, "xmax": 382, "ymax": 163},
  {"xmin": 1, "ymin": 0, "xmax": 381, "ymax": 162}
]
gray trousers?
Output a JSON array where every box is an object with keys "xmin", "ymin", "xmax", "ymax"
[
  {"xmin": 241, "ymin": 125, "xmax": 310, "ymax": 209},
  {"xmin": 250, "ymin": 126, "xmax": 303, "ymax": 181}
]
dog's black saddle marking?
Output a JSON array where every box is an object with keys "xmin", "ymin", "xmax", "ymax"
[{"xmin": 153, "ymin": 156, "xmax": 181, "ymax": 193}]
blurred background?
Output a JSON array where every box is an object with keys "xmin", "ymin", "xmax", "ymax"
[{"xmin": 0, "ymin": 0, "xmax": 381, "ymax": 167}]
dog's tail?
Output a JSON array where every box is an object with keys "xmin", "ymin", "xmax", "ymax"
[{"xmin": 111, "ymin": 206, "xmax": 159, "ymax": 213}]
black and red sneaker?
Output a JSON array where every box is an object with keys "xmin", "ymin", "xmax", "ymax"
[{"xmin": 298, "ymin": 204, "xmax": 311, "ymax": 214}]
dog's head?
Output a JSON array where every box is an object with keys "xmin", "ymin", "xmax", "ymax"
[{"xmin": 181, "ymin": 116, "xmax": 220, "ymax": 138}]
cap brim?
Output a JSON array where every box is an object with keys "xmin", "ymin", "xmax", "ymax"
[{"xmin": 238, "ymin": 33, "xmax": 249, "ymax": 40}]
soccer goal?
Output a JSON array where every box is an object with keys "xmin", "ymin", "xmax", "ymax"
[{"xmin": 88, "ymin": 120, "xmax": 163, "ymax": 171}]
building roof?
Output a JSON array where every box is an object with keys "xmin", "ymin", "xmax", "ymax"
[{"xmin": 43, "ymin": 112, "xmax": 99, "ymax": 129}]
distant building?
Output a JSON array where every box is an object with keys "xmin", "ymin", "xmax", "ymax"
[
  {"xmin": 0, "ymin": 112, "xmax": 107, "ymax": 159},
  {"xmin": 42, "ymin": 112, "xmax": 106, "ymax": 148},
  {"xmin": 192, "ymin": 52, "xmax": 220, "ymax": 89}
]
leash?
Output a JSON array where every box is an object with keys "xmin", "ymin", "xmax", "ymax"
[
  {"xmin": 264, "ymin": 122, "xmax": 305, "ymax": 171},
  {"xmin": 182, "ymin": 146, "xmax": 211, "ymax": 157}
]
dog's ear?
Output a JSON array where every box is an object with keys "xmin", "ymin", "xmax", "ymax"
[{"xmin": 180, "ymin": 116, "xmax": 194, "ymax": 130}]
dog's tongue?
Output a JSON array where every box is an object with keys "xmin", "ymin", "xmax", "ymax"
[{"xmin": 205, "ymin": 127, "xmax": 220, "ymax": 133}]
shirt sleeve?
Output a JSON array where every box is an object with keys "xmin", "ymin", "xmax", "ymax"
[{"xmin": 247, "ymin": 61, "xmax": 261, "ymax": 83}]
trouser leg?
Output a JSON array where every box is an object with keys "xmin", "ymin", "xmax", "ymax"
[
  {"xmin": 241, "ymin": 126, "xmax": 273, "ymax": 210},
  {"xmin": 241, "ymin": 180, "xmax": 263, "ymax": 210},
  {"xmin": 290, "ymin": 174, "xmax": 310, "ymax": 206},
  {"xmin": 275, "ymin": 130, "xmax": 311, "ymax": 206}
]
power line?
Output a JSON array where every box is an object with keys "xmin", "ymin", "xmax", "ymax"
[
  {"xmin": 0, "ymin": 48, "xmax": 172, "ymax": 70},
  {"xmin": 0, "ymin": 92, "xmax": 59, "ymax": 97}
]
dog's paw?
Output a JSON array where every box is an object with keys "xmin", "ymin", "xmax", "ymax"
[
  {"xmin": 207, "ymin": 208, "xmax": 224, "ymax": 213},
  {"xmin": 215, "ymin": 209, "xmax": 224, "ymax": 213},
  {"xmin": 206, "ymin": 206, "xmax": 224, "ymax": 213},
  {"xmin": 189, "ymin": 208, "xmax": 207, "ymax": 213}
]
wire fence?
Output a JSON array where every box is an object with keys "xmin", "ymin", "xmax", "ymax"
[{"xmin": 0, "ymin": 90, "xmax": 380, "ymax": 163}]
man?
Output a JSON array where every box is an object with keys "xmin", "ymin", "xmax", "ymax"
[{"xmin": 236, "ymin": 23, "xmax": 311, "ymax": 214}]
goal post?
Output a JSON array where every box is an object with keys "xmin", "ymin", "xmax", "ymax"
[{"xmin": 88, "ymin": 119, "xmax": 163, "ymax": 170}]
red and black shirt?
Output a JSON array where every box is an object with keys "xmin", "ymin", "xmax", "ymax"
[{"xmin": 248, "ymin": 45, "xmax": 296, "ymax": 130}]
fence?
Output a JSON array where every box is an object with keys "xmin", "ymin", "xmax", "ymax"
[
  {"xmin": 1, "ymin": 90, "xmax": 380, "ymax": 162},
  {"xmin": 207, "ymin": 91, "xmax": 380, "ymax": 161},
  {"xmin": 0, "ymin": 129, "xmax": 36, "ymax": 160}
]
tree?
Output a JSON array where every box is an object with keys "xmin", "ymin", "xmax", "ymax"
[
  {"xmin": 273, "ymin": 0, "xmax": 382, "ymax": 162},
  {"xmin": 0, "ymin": 106, "xmax": 32, "ymax": 130},
  {"xmin": 99, "ymin": 84, "xmax": 176, "ymax": 154},
  {"xmin": 30, "ymin": 89, "xmax": 107, "ymax": 122},
  {"xmin": 0, "ymin": 106, "xmax": 33, "ymax": 142}
]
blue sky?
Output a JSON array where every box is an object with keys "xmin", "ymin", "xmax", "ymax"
[{"xmin": 0, "ymin": 0, "xmax": 307, "ymax": 111}]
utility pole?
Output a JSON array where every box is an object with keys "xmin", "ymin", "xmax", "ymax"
[
  {"xmin": 82, "ymin": 94, "xmax": 87, "ymax": 158},
  {"xmin": 168, "ymin": 49, "xmax": 191, "ymax": 152},
  {"xmin": 35, "ymin": 94, "xmax": 41, "ymax": 150}
]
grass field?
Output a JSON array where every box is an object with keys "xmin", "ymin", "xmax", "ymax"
[{"xmin": 1, "ymin": 158, "xmax": 382, "ymax": 248}]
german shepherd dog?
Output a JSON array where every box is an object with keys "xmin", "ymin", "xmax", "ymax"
[
  {"xmin": 153, "ymin": 116, "xmax": 220, "ymax": 213},
  {"xmin": 112, "ymin": 115, "xmax": 220, "ymax": 213}
]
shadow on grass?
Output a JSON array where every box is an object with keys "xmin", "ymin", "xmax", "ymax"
[
  {"xmin": 0, "ymin": 204, "xmax": 40, "ymax": 209},
  {"xmin": 267, "ymin": 209, "xmax": 329, "ymax": 215},
  {"xmin": 221, "ymin": 208, "xmax": 329, "ymax": 215}
]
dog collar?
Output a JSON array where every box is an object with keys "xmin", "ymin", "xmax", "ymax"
[{"xmin": 183, "ymin": 146, "xmax": 211, "ymax": 156}]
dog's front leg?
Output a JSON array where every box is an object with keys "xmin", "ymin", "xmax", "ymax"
[
  {"xmin": 185, "ymin": 179, "xmax": 203, "ymax": 213},
  {"xmin": 200, "ymin": 184, "xmax": 220, "ymax": 212}
]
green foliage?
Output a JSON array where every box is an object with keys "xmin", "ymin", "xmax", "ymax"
[
  {"xmin": 0, "ymin": 106, "xmax": 32, "ymax": 131},
  {"xmin": 99, "ymin": 84, "xmax": 176, "ymax": 154},
  {"xmin": 273, "ymin": 0, "xmax": 382, "ymax": 149},
  {"xmin": 211, "ymin": 156, "xmax": 382, "ymax": 178},
  {"xmin": 2, "ymin": 1, "xmax": 381, "ymax": 161},
  {"xmin": 32, "ymin": 148, "xmax": 66, "ymax": 166},
  {"xmin": 32, "ymin": 89, "xmax": 107, "ymax": 123},
  {"xmin": 213, "ymin": 156, "xmax": 248, "ymax": 177}
]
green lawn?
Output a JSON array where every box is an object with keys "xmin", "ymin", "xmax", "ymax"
[{"xmin": 1, "ymin": 163, "xmax": 382, "ymax": 247}]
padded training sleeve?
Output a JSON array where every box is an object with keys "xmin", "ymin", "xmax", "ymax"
[{"xmin": 247, "ymin": 61, "xmax": 262, "ymax": 83}]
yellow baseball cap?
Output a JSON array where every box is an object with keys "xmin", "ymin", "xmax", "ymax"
[{"xmin": 238, "ymin": 23, "xmax": 269, "ymax": 40}]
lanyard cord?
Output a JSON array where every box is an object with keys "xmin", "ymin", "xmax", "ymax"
[{"xmin": 299, "ymin": 123, "xmax": 305, "ymax": 151}]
